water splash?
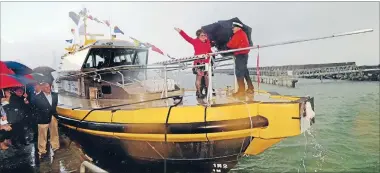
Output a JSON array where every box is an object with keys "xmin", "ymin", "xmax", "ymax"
[{"xmin": 298, "ymin": 127, "xmax": 327, "ymax": 173}]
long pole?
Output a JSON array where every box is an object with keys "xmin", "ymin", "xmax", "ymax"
[
  {"xmin": 109, "ymin": 16, "xmax": 112, "ymax": 39},
  {"xmin": 154, "ymin": 29, "xmax": 373, "ymax": 65},
  {"xmin": 84, "ymin": 13, "xmax": 87, "ymax": 44}
]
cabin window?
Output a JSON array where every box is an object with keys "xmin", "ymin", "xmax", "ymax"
[
  {"xmin": 84, "ymin": 48, "xmax": 148, "ymax": 69},
  {"xmin": 134, "ymin": 51, "xmax": 148, "ymax": 66},
  {"xmin": 113, "ymin": 49, "xmax": 133, "ymax": 66},
  {"xmin": 84, "ymin": 54, "xmax": 94, "ymax": 68},
  {"xmin": 95, "ymin": 54, "xmax": 105, "ymax": 68}
]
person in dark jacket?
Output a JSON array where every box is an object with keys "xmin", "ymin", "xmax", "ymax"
[
  {"xmin": 34, "ymin": 82, "xmax": 60, "ymax": 159},
  {"xmin": 28, "ymin": 83, "xmax": 42, "ymax": 142},
  {"xmin": 226, "ymin": 22, "xmax": 255, "ymax": 97},
  {"xmin": 175, "ymin": 27, "xmax": 214, "ymax": 98},
  {"xmin": 6, "ymin": 87, "xmax": 30, "ymax": 147}
]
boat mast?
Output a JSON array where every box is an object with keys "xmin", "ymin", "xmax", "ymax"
[{"xmin": 83, "ymin": 10, "xmax": 88, "ymax": 45}]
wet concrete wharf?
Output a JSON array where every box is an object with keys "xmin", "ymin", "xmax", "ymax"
[{"xmin": 0, "ymin": 130, "xmax": 92, "ymax": 173}]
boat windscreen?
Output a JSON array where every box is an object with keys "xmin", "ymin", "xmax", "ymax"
[{"xmin": 83, "ymin": 48, "xmax": 148, "ymax": 69}]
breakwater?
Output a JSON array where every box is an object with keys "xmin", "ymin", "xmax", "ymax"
[{"xmin": 250, "ymin": 75, "xmax": 298, "ymax": 88}]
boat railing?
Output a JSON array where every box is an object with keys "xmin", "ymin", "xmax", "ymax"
[{"xmin": 79, "ymin": 161, "xmax": 108, "ymax": 173}]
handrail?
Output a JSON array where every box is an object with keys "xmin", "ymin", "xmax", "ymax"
[{"xmin": 80, "ymin": 161, "xmax": 108, "ymax": 173}]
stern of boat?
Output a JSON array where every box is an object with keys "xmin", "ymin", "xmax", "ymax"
[{"xmin": 243, "ymin": 93, "xmax": 316, "ymax": 156}]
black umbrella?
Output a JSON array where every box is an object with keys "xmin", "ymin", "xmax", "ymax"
[
  {"xmin": 33, "ymin": 66, "xmax": 56, "ymax": 74},
  {"xmin": 30, "ymin": 73, "xmax": 54, "ymax": 85},
  {"xmin": 201, "ymin": 17, "xmax": 253, "ymax": 56},
  {"xmin": 30, "ymin": 73, "xmax": 46, "ymax": 82}
]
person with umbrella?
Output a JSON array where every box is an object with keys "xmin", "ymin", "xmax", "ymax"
[
  {"xmin": 174, "ymin": 27, "xmax": 214, "ymax": 98},
  {"xmin": 226, "ymin": 22, "xmax": 255, "ymax": 97},
  {"xmin": 6, "ymin": 87, "xmax": 30, "ymax": 147}
]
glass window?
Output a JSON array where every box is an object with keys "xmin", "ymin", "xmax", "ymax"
[
  {"xmin": 133, "ymin": 50, "xmax": 148, "ymax": 66},
  {"xmin": 84, "ymin": 54, "xmax": 94, "ymax": 68},
  {"xmin": 83, "ymin": 48, "xmax": 148, "ymax": 68},
  {"xmin": 95, "ymin": 54, "xmax": 105, "ymax": 68}
]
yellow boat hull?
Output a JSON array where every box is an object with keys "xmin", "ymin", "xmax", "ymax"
[{"xmin": 56, "ymin": 91, "xmax": 315, "ymax": 172}]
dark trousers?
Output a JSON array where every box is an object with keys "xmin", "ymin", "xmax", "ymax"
[
  {"xmin": 11, "ymin": 122, "xmax": 27, "ymax": 145},
  {"xmin": 235, "ymin": 54, "xmax": 254, "ymax": 90}
]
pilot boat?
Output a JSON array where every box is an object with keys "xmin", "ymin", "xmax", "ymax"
[{"xmin": 55, "ymin": 37, "xmax": 316, "ymax": 173}]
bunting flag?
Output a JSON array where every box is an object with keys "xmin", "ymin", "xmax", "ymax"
[
  {"xmin": 93, "ymin": 17, "xmax": 103, "ymax": 24},
  {"xmin": 129, "ymin": 37, "xmax": 146, "ymax": 47},
  {"xmin": 65, "ymin": 39, "xmax": 73, "ymax": 43},
  {"xmin": 104, "ymin": 20, "xmax": 110, "ymax": 27},
  {"xmin": 87, "ymin": 15, "xmax": 93, "ymax": 20},
  {"xmin": 69, "ymin": 11, "xmax": 80, "ymax": 25},
  {"xmin": 114, "ymin": 26, "xmax": 124, "ymax": 35},
  {"xmin": 146, "ymin": 43, "xmax": 164, "ymax": 55}
]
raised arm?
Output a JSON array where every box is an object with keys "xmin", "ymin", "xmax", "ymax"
[{"xmin": 175, "ymin": 27, "xmax": 195, "ymax": 44}]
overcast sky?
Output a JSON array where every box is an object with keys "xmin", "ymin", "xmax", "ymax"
[{"xmin": 1, "ymin": 2, "xmax": 379, "ymax": 69}]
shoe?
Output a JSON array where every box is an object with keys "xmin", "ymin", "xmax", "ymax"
[
  {"xmin": 39, "ymin": 153, "xmax": 47, "ymax": 159},
  {"xmin": 232, "ymin": 91, "xmax": 246, "ymax": 97},
  {"xmin": 232, "ymin": 77, "xmax": 246, "ymax": 97},
  {"xmin": 246, "ymin": 89, "xmax": 254, "ymax": 94}
]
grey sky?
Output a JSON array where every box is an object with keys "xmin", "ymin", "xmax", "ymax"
[{"xmin": 1, "ymin": 2, "xmax": 379, "ymax": 69}]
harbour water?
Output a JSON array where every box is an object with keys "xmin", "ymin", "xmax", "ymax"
[{"xmin": 174, "ymin": 72, "xmax": 380, "ymax": 172}]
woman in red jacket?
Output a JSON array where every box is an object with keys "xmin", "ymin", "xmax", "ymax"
[{"xmin": 175, "ymin": 27, "xmax": 213, "ymax": 98}]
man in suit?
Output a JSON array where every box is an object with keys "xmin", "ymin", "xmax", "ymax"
[{"xmin": 34, "ymin": 82, "xmax": 60, "ymax": 159}]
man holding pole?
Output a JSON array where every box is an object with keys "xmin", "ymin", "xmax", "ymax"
[{"xmin": 227, "ymin": 22, "xmax": 254, "ymax": 97}]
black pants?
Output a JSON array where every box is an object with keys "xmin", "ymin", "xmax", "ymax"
[
  {"xmin": 235, "ymin": 54, "xmax": 254, "ymax": 90},
  {"xmin": 11, "ymin": 122, "xmax": 27, "ymax": 145}
]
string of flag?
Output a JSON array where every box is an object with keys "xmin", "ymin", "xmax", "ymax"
[
  {"xmin": 68, "ymin": 8, "xmax": 125, "ymax": 36},
  {"xmin": 129, "ymin": 37, "xmax": 174, "ymax": 59},
  {"xmin": 66, "ymin": 7, "xmax": 172, "ymax": 59}
]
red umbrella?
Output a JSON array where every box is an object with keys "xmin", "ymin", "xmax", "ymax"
[
  {"xmin": 0, "ymin": 61, "xmax": 15, "ymax": 75},
  {"xmin": 0, "ymin": 74, "xmax": 24, "ymax": 89}
]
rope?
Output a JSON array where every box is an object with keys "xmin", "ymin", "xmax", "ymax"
[
  {"xmin": 225, "ymin": 96, "xmax": 254, "ymax": 157},
  {"xmin": 256, "ymin": 45, "xmax": 260, "ymax": 91}
]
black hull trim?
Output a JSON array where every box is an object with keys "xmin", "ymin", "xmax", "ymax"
[{"xmin": 57, "ymin": 114, "xmax": 268, "ymax": 134}]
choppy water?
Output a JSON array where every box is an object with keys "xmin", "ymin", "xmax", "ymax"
[{"xmin": 172, "ymin": 72, "xmax": 380, "ymax": 173}]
